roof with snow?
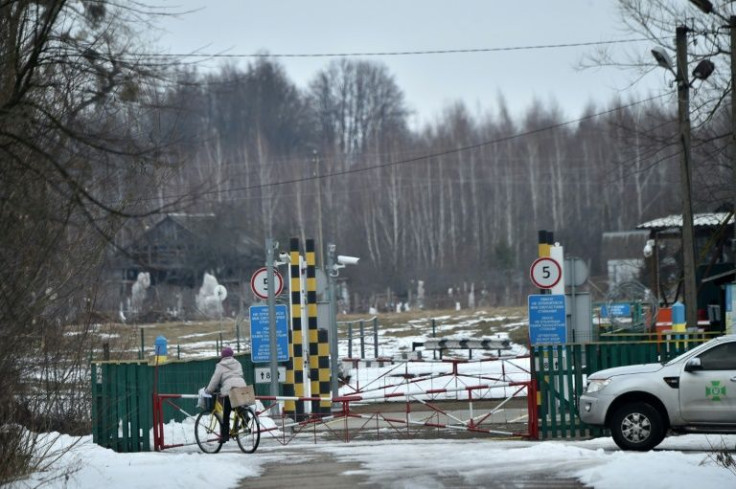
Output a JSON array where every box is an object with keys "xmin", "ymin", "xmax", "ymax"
[{"xmin": 636, "ymin": 212, "xmax": 733, "ymax": 231}]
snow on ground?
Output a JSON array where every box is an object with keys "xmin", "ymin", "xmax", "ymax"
[{"xmin": 9, "ymin": 429, "xmax": 736, "ymax": 489}]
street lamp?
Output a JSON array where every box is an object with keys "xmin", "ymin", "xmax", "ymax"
[{"xmin": 651, "ymin": 26, "xmax": 715, "ymax": 329}]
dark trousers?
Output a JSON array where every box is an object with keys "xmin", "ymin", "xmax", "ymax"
[{"xmin": 221, "ymin": 396, "xmax": 232, "ymax": 436}]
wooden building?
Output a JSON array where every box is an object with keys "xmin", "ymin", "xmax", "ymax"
[{"xmin": 109, "ymin": 213, "xmax": 263, "ymax": 321}]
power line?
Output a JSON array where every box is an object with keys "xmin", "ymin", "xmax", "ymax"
[{"xmin": 143, "ymin": 38, "xmax": 650, "ymax": 60}]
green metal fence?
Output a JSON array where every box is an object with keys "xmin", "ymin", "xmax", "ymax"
[
  {"xmin": 532, "ymin": 335, "xmax": 717, "ymax": 440},
  {"xmin": 91, "ymin": 353, "xmax": 278, "ymax": 452}
]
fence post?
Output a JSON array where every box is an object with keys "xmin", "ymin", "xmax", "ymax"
[
  {"xmin": 348, "ymin": 322, "xmax": 353, "ymax": 358},
  {"xmin": 359, "ymin": 321, "xmax": 365, "ymax": 359},
  {"xmin": 139, "ymin": 329, "xmax": 144, "ymax": 360},
  {"xmin": 373, "ymin": 317, "xmax": 378, "ymax": 357},
  {"xmin": 236, "ymin": 319, "xmax": 241, "ymax": 352}
]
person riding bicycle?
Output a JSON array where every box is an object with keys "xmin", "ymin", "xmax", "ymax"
[{"xmin": 206, "ymin": 346, "xmax": 247, "ymax": 442}]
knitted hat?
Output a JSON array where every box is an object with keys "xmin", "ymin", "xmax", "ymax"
[{"xmin": 221, "ymin": 346, "xmax": 234, "ymax": 358}]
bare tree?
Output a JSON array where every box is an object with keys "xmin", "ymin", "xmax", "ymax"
[
  {"xmin": 308, "ymin": 59, "xmax": 409, "ymax": 253},
  {"xmin": 0, "ymin": 0, "xmax": 179, "ymax": 482}
]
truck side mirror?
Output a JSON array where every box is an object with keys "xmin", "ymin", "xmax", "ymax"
[{"xmin": 684, "ymin": 357, "xmax": 702, "ymax": 372}]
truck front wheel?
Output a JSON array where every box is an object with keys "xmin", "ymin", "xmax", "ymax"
[{"xmin": 610, "ymin": 402, "xmax": 665, "ymax": 451}]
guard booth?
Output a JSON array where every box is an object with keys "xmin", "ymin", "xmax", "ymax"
[{"xmin": 90, "ymin": 353, "xmax": 279, "ymax": 452}]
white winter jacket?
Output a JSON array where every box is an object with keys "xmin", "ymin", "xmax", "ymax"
[{"xmin": 206, "ymin": 357, "xmax": 247, "ymax": 396}]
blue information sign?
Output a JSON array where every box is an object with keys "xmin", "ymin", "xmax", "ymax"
[
  {"xmin": 528, "ymin": 294, "xmax": 567, "ymax": 345},
  {"xmin": 600, "ymin": 302, "xmax": 631, "ymax": 318},
  {"xmin": 249, "ymin": 304, "xmax": 289, "ymax": 363}
]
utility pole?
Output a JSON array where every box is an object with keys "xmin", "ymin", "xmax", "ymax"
[
  {"xmin": 313, "ymin": 150, "xmax": 325, "ymax": 268},
  {"xmin": 675, "ymin": 25, "xmax": 699, "ymax": 331}
]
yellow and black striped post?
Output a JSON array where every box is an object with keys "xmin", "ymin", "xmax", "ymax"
[
  {"xmin": 306, "ymin": 239, "xmax": 332, "ymax": 413},
  {"xmin": 283, "ymin": 237, "xmax": 304, "ymax": 416},
  {"xmin": 315, "ymin": 329, "xmax": 331, "ymax": 413}
]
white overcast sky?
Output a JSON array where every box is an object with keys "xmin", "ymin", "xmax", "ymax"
[{"xmin": 149, "ymin": 0, "xmax": 666, "ymax": 127}]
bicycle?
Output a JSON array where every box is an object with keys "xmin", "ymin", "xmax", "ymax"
[{"xmin": 195, "ymin": 395, "xmax": 260, "ymax": 454}]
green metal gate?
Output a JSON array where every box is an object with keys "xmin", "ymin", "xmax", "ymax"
[{"xmin": 90, "ymin": 353, "xmax": 275, "ymax": 452}]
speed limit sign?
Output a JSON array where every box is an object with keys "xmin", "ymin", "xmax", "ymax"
[
  {"xmin": 250, "ymin": 267, "xmax": 284, "ymax": 300},
  {"xmin": 530, "ymin": 257, "xmax": 562, "ymax": 289}
]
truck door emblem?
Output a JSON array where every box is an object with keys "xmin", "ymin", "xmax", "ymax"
[{"xmin": 706, "ymin": 381, "xmax": 726, "ymax": 401}]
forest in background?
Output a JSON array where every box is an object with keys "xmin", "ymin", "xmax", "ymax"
[{"xmin": 114, "ymin": 56, "xmax": 732, "ymax": 307}]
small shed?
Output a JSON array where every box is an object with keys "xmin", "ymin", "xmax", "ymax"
[{"xmin": 636, "ymin": 212, "xmax": 734, "ymax": 321}]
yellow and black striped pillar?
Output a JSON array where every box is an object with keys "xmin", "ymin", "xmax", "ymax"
[
  {"xmin": 306, "ymin": 239, "xmax": 332, "ymax": 414},
  {"xmin": 283, "ymin": 237, "xmax": 303, "ymax": 416},
  {"xmin": 290, "ymin": 238, "xmax": 305, "ymax": 416},
  {"xmin": 315, "ymin": 329, "xmax": 331, "ymax": 413}
]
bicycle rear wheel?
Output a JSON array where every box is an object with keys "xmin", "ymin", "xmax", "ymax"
[
  {"xmin": 234, "ymin": 406, "xmax": 260, "ymax": 453},
  {"xmin": 195, "ymin": 411, "xmax": 223, "ymax": 453}
]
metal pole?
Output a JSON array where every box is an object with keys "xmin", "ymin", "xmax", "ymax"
[
  {"xmin": 299, "ymin": 252, "xmax": 311, "ymax": 411},
  {"xmin": 327, "ymin": 244, "xmax": 339, "ymax": 406},
  {"xmin": 236, "ymin": 317, "xmax": 241, "ymax": 353},
  {"xmin": 360, "ymin": 321, "xmax": 365, "ymax": 359},
  {"xmin": 348, "ymin": 322, "xmax": 353, "ymax": 358},
  {"xmin": 676, "ymin": 25, "xmax": 699, "ymax": 330},
  {"xmin": 266, "ymin": 238, "xmax": 279, "ymax": 397},
  {"xmin": 314, "ymin": 151, "xmax": 325, "ymax": 268},
  {"xmin": 373, "ymin": 317, "xmax": 378, "ymax": 358}
]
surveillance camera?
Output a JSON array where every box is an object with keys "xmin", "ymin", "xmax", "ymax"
[
  {"xmin": 278, "ymin": 252, "xmax": 291, "ymax": 263},
  {"xmin": 337, "ymin": 255, "xmax": 360, "ymax": 266}
]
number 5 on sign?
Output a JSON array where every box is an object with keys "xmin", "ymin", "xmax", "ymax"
[{"xmin": 530, "ymin": 257, "xmax": 562, "ymax": 289}]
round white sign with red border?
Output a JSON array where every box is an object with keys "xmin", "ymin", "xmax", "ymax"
[
  {"xmin": 250, "ymin": 267, "xmax": 284, "ymax": 300},
  {"xmin": 530, "ymin": 257, "xmax": 562, "ymax": 289}
]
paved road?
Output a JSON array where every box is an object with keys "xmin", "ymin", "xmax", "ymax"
[{"xmin": 236, "ymin": 443, "xmax": 589, "ymax": 489}]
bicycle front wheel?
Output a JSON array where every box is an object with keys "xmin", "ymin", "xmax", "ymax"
[
  {"xmin": 234, "ymin": 406, "xmax": 260, "ymax": 453},
  {"xmin": 195, "ymin": 411, "xmax": 223, "ymax": 454}
]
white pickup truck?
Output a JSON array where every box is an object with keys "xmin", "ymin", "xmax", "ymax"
[{"xmin": 578, "ymin": 334, "xmax": 736, "ymax": 450}]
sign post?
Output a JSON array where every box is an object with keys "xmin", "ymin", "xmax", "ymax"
[{"xmin": 261, "ymin": 240, "xmax": 284, "ymax": 397}]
